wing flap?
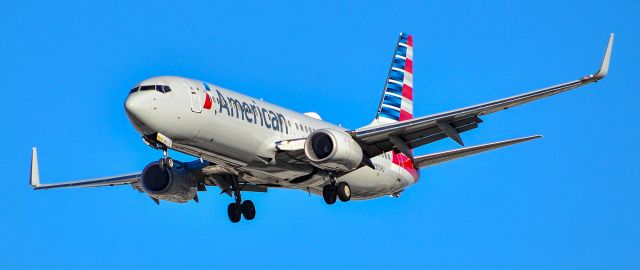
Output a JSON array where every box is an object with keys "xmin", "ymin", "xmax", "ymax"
[
  {"xmin": 360, "ymin": 116, "xmax": 482, "ymax": 157},
  {"xmin": 413, "ymin": 135, "xmax": 542, "ymax": 168}
]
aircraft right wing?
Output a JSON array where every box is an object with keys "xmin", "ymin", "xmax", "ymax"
[
  {"xmin": 29, "ymin": 147, "xmax": 142, "ymax": 190},
  {"xmin": 29, "ymin": 147, "xmax": 267, "ymax": 195},
  {"xmin": 351, "ymin": 33, "xmax": 614, "ymax": 158}
]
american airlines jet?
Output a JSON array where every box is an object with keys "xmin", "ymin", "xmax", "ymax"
[{"xmin": 30, "ymin": 33, "xmax": 614, "ymax": 223}]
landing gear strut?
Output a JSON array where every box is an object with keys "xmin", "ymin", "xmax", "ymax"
[
  {"xmin": 227, "ymin": 176, "xmax": 256, "ymax": 223},
  {"xmin": 322, "ymin": 177, "xmax": 351, "ymax": 205}
]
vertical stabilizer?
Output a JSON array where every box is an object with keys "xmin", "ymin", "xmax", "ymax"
[{"xmin": 375, "ymin": 32, "xmax": 414, "ymax": 124}]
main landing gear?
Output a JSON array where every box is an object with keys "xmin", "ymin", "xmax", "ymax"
[
  {"xmin": 322, "ymin": 180, "xmax": 351, "ymax": 205},
  {"xmin": 227, "ymin": 177, "xmax": 256, "ymax": 223},
  {"xmin": 152, "ymin": 146, "xmax": 256, "ymax": 223}
]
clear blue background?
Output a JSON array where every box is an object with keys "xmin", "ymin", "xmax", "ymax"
[{"xmin": 1, "ymin": 1, "xmax": 638, "ymax": 269}]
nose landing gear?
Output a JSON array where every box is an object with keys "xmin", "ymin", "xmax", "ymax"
[{"xmin": 158, "ymin": 149, "xmax": 174, "ymax": 170}]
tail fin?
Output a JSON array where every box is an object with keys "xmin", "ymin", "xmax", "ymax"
[{"xmin": 374, "ymin": 32, "xmax": 414, "ymax": 124}]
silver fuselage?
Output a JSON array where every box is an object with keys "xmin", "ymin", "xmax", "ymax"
[{"xmin": 125, "ymin": 76, "xmax": 417, "ymax": 199}]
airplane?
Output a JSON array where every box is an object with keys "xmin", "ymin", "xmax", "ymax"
[{"xmin": 30, "ymin": 32, "xmax": 614, "ymax": 223}]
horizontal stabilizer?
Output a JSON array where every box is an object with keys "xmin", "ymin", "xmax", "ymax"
[{"xmin": 413, "ymin": 135, "xmax": 542, "ymax": 168}]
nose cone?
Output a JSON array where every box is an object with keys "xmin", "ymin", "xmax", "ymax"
[
  {"xmin": 125, "ymin": 93, "xmax": 148, "ymax": 118},
  {"xmin": 124, "ymin": 93, "xmax": 152, "ymax": 134}
]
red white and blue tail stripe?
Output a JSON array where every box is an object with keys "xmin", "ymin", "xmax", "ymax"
[
  {"xmin": 372, "ymin": 33, "xmax": 419, "ymax": 182},
  {"xmin": 376, "ymin": 32, "xmax": 414, "ymax": 123}
]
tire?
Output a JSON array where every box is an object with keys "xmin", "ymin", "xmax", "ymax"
[
  {"xmin": 165, "ymin": 157, "xmax": 174, "ymax": 169},
  {"xmin": 322, "ymin": 185, "xmax": 337, "ymax": 205},
  {"xmin": 227, "ymin": 203, "xmax": 241, "ymax": 223},
  {"xmin": 241, "ymin": 200, "xmax": 256, "ymax": 220},
  {"xmin": 337, "ymin": 182, "xmax": 351, "ymax": 202},
  {"xmin": 158, "ymin": 158, "xmax": 166, "ymax": 170}
]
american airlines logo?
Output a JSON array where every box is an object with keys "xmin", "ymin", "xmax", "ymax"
[{"xmin": 210, "ymin": 89, "xmax": 290, "ymax": 134}]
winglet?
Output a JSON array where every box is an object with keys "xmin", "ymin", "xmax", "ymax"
[
  {"xmin": 30, "ymin": 147, "xmax": 41, "ymax": 188},
  {"xmin": 592, "ymin": 33, "xmax": 614, "ymax": 80}
]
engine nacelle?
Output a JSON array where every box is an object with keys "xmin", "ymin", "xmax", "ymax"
[
  {"xmin": 304, "ymin": 129, "xmax": 364, "ymax": 171},
  {"xmin": 140, "ymin": 161, "xmax": 197, "ymax": 203}
]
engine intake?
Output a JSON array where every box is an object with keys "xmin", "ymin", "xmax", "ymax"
[
  {"xmin": 140, "ymin": 161, "xmax": 197, "ymax": 203},
  {"xmin": 304, "ymin": 129, "xmax": 363, "ymax": 171}
]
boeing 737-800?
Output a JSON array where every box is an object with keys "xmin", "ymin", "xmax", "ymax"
[{"xmin": 30, "ymin": 33, "xmax": 614, "ymax": 223}]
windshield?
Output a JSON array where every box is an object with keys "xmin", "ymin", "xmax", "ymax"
[{"xmin": 129, "ymin": 85, "xmax": 172, "ymax": 94}]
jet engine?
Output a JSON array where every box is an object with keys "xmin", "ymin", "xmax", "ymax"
[
  {"xmin": 140, "ymin": 161, "xmax": 197, "ymax": 203},
  {"xmin": 304, "ymin": 129, "xmax": 364, "ymax": 171}
]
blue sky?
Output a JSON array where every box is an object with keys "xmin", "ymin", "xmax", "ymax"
[{"xmin": 1, "ymin": 0, "xmax": 639, "ymax": 269}]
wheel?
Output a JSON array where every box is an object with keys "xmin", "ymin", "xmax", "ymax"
[
  {"xmin": 158, "ymin": 158, "xmax": 166, "ymax": 170},
  {"xmin": 165, "ymin": 157, "xmax": 174, "ymax": 169},
  {"xmin": 227, "ymin": 203, "xmax": 242, "ymax": 223},
  {"xmin": 322, "ymin": 185, "xmax": 337, "ymax": 205},
  {"xmin": 241, "ymin": 200, "xmax": 256, "ymax": 220},
  {"xmin": 337, "ymin": 182, "xmax": 351, "ymax": 202}
]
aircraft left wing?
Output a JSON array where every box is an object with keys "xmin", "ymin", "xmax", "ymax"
[
  {"xmin": 351, "ymin": 34, "xmax": 614, "ymax": 158},
  {"xmin": 29, "ymin": 147, "xmax": 140, "ymax": 190}
]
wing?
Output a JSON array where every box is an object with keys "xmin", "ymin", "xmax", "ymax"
[
  {"xmin": 352, "ymin": 34, "xmax": 614, "ymax": 158},
  {"xmin": 29, "ymin": 147, "xmax": 268, "ymax": 195},
  {"xmin": 29, "ymin": 147, "xmax": 140, "ymax": 190}
]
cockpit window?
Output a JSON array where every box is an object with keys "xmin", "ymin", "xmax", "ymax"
[
  {"xmin": 157, "ymin": 85, "xmax": 172, "ymax": 93},
  {"xmin": 135, "ymin": 85, "xmax": 172, "ymax": 94},
  {"xmin": 129, "ymin": 86, "xmax": 139, "ymax": 94},
  {"xmin": 140, "ymin": 85, "xmax": 156, "ymax": 91}
]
